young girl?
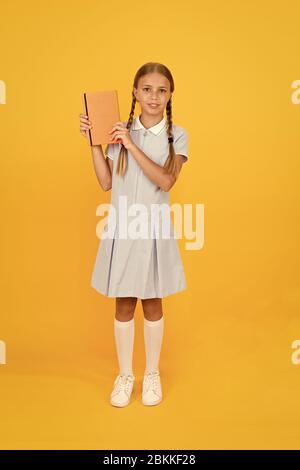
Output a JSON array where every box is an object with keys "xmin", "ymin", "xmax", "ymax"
[{"xmin": 79, "ymin": 62, "xmax": 188, "ymax": 407}]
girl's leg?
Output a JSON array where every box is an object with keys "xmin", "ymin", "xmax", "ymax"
[
  {"xmin": 141, "ymin": 298, "xmax": 164, "ymax": 374},
  {"xmin": 114, "ymin": 297, "xmax": 137, "ymax": 376}
]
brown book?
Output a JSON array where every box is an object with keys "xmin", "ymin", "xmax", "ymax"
[{"xmin": 83, "ymin": 89, "xmax": 120, "ymax": 146}]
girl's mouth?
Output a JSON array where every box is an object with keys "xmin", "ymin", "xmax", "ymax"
[{"xmin": 148, "ymin": 104, "xmax": 159, "ymax": 108}]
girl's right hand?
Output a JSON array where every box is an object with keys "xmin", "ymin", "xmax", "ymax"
[{"xmin": 79, "ymin": 113, "xmax": 93, "ymax": 139}]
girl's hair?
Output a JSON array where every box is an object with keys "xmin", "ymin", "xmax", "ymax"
[{"xmin": 115, "ymin": 62, "xmax": 177, "ymax": 178}]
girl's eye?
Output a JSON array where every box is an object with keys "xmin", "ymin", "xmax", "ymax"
[{"xmin": 142, "ymin": 88, "xmax": 167, "ymax": 92}]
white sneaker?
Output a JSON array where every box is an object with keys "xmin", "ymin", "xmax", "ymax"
[
  {"xmin": 142, "ymin": 371, "xmax": 162, "ymax": 406},
  {"xmin": 110, "ymin": 374, "xmax": 135, "ymax": 407}
]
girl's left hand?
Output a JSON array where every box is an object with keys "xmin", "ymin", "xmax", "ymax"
[{"xmin": 108, "ymin": 122, "xmax": 135, "ymax": 150}]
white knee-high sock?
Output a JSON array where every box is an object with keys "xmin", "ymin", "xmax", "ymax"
[
  {"xmin": 114, "ymin": 317, "xmax": 134, "ymax": 376},
  {"xmin": 143, "ymin": 316, "xmax": 164, "ymax": 375}
]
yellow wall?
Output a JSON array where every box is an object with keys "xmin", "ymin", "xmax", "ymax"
[{"xmin": 1, "ymin": 0, "xmax": 300, "ymax": 450}]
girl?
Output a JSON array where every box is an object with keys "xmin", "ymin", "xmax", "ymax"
[{"xmin": 79, "ymin": 62, "xmax": 188, "ymax": 407}]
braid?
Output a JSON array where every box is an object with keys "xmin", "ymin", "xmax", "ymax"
[
  {"xmin": 164, "ymin": 98, "xmax": 177, "ymax": 176},
  {"xmin": 116, "ymin": 91, "xmax": 137, "ymax": 177}
]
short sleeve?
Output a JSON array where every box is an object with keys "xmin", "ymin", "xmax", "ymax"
[
  {"xmin": 105, "ymin": 143, "xmax": 121, "ymax": 161},
  {"xmin": 173, "ymin": 127, "xmax": 188, "ymax": 162}
]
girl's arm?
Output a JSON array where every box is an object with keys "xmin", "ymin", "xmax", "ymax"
[
  {"xmin": 80, "ymin": 113, "xmax": 112, "ymax": 191},
  {"xmin": 90, "ymin": 144, "xmax": 112, "ymax": 191},
  {"xmin": 127, "ymin": 143, "xmax": 185, "ymax": 192}
]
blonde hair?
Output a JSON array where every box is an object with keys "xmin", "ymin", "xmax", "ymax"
[{"xmin": 115, "ymin": 62, "xmax": 177, "ymax": 178}]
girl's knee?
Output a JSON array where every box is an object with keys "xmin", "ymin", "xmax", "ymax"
[
  {"xmin": 115, "ymin": 297, "xmax": 137, "ymax": 321},
  {"xmin": 142, "ymin": 298, "xmax": 163, "ymax": 321}
]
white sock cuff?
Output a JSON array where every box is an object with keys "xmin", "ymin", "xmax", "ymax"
[
  {"xmin": 114, "ymin": 317, "xmax": 134, "ymax": 328},
  {"xmin": 144, "ymin": 316, "xmax": 164, "ymax": 327}
]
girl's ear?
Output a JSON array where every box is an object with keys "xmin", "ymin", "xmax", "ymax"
[{"xmin": 133, "ymin": 87, "xmax": 138, "ymax": 101}]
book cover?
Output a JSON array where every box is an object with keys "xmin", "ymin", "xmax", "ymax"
[{"xmin": 83, "ymin": 89, "xmax": 120, "ymax": 146}]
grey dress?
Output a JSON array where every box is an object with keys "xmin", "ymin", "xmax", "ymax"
[{"xmin": 90, "ymin": 114, "xmax": 189, "ymax": 299}]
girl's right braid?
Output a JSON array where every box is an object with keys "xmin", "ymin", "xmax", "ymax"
[{"xmin": 116, "ymin": 91, "xmax": 136, "ymax": 177}]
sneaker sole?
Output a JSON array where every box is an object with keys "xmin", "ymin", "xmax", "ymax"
[
  {"xmin": 142, "ymin": 396, "xmax": 162, "ymax": 406},
  {"xmin": 110, "ymin": 399, "xmax": 130, "ymax": 407}
]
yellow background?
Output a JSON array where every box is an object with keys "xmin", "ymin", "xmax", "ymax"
[{"xmin": 1, "ymin": 0, "xmax": 300, "ymax": 450}]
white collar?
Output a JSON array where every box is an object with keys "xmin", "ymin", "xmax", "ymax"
[{"xmin": 132, "ymin": 114, "xmax": 166, "ymax": 135}]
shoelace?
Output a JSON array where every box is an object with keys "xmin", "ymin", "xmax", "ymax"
[
  {"xmin": 114, "ymin": 374, "xmax": 134, "ymax": 396},
  {"xmin": 143, "ymin": 371, "xmax": 160, "ymax": 394}
]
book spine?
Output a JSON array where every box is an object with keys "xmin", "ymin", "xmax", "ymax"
[{"xmin": 83, "ymin": 93, "xmax": 92, "ymax": 146}]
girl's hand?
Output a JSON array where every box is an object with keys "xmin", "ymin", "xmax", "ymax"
[
  {"xmin": 108, "ymin": 122, "xmax": 135, "ymax": 150},
  {"xmin": 79, "ymin": 113, "xmax": 92, "ymax": 139}
]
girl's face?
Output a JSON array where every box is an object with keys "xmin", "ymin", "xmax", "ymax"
[{"xmin": 133, "ymin": 72, "xmax": 172, "ymax": 116}]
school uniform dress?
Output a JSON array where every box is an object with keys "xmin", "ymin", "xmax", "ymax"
[{"xmin": 91, "ymin": 114, "xmax": 189, "ymax": 299}]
